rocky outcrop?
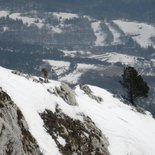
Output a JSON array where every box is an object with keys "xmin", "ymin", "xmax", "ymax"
[
  {"xmin": 80, "ymin": 84, "xmax": 103, "ymax": 103},
  {"xmin": 48, "ymin": 82, "xmax": 78, "ymax": 106},
  {"xmin": 11, "ymin": 70, "xmax": 43, "ymax": 84},
  {"xmin": 0, "ymin": 89, "xmax": 41, "ymax": 155},
  {"xmin": 40, "ymin": 105, "xmax": 110, "ymax": 155}
]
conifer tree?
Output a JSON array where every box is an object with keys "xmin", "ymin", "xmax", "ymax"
[{"xmin": 121, "ymin": 66, "xmax": 149, "ymax": 106}]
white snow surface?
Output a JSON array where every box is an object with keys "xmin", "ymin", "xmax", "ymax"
[
  {"xmin": 91, "ymin": 21, "xmax": 106, "ymax": 46},
  {"xmin": 62, "ymin": 50, "xmax": 90, "ymax": 57},
  {"xmin": 89, "ymin": 52, "xmax": 139, "ymax": 65},
  {"xmin": 114, "ymin": 20, "xmax": 155, "ymax": 48},
  {"xmin": 0, "ymin": 10, "xmax": 9, "ymax": 18},
  {"xmin": 60, "ymin": 63, "xmax": 97, "ymax": 84},
  {"xmin": 43, "ymin": 59, "xmax": 70, "ymax": 76},
  {"xmin": 53, "ymin": 12, "xmax": 78, "ymax": 21},
  {"xmin": 9, "ymin": 13, "xmax": 43, "ymax": 28},
  {"xmin": 105, "ymin": 22, "xmax": 122, "ymax": 45},
  {"xmin": 0, "ymin": 66, "xmax": 155, "ymax": 155}
]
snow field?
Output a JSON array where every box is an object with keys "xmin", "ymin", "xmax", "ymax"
[
  {"xmin": 43, "ymin": 60, "xmax": 70, "ymax": 76},
  {"xmin": 60, "ymin": 63, "xmax": 97, "ymax": 84},
  {"xmin": 0, "ymin": 56, "xmax": 155, "ymax": 155},
  {"xmin": 89, "ymin": 52, "xmax": 139, "ymax": 65},
  {"xmin": 114, "ymin": 20, "xmax": 155, "ymax": 48},
  {"xmin": 91, "ymin": 21, "xmax": 106, "ymax": 46}
]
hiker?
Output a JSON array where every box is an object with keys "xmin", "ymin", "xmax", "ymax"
[{"xmin": 41, "ymin": 68, "xmax": 48, "ymax": 83}]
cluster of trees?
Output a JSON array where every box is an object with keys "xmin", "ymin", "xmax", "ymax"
[{"xmin": 121, "ymin": 66, "xmax": 149, "ymax": 106}]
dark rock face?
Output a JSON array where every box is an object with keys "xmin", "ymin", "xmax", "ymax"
[
  {"xmin": 40, "ymin": 105, "xmax": 110, "ymax": 155},
  {"xmin": 0, "ymin": 89, "xmax": 42, "ymax": 155}
]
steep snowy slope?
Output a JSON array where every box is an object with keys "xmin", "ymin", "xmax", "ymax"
[
  {"xmin": 0, "ymin": 90, "xmax": 41, "ymax": 155},
  {"xmin": 0, "ymin": 66, "xmax": 155, "ymax": 155}
]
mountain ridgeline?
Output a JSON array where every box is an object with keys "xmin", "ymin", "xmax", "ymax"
[{"xmin": 0, "ymin": 0, "xmax": 155, "ymax": 22}]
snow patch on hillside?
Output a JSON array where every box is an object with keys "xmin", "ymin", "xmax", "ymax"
[
  {"xmin": 114, "ymin": 20, "xmax": 155, "ymax": 48},
  {"xmin": 53, "ymin": 12, "xmax": 79, "ymax": 21},
  {"xmin": 105, "ymin": 22, "xmax": 122, "ymax": 45},
  {"xmin": 9, "ymin": 13, "xmax": 43, "ymax": 28},
  {"xmin": 90, "ymin": 52, "xmax": 139, "ymax": 65},
  {"xmin": 91, "ymin": 21, "xmax": 105, "ymax": 46},
  {"xmin": 43, "ymin": 60, "xmax": 70, "ymax": 76},
  {"xmin": 51, "ymin": 26, "xmax": 62, "ymax": 33},
  {"xmin": 62, "ymin": 50, "xmax": 91, "ymax": 57},
  {"xmin": 3, "ymin": 26, "xmax": 9, "ymax": 31},
  {"xmin": 60, "ymin": 63, "xmax": 96, "ymax": 84},
  {"xmin": 0, "ymin": 10, "xmax": 10, "ymax": 18}
]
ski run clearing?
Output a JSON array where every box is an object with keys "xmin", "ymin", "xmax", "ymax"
[
  {"xmin": 91, "ymin": 21, "xmax": 106, "ymax": 46},
  {"xmin": 0, "ymin": 66, "xmax": 155, "ymax": 155},
  {"xmin": 114, "ymin": 20, "xmax": 155, "ymax": 48}
]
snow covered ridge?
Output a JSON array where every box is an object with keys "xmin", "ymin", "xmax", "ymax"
[{"xmin": 0, "ymin": 66, "xmax": 155, "ymax": 155}]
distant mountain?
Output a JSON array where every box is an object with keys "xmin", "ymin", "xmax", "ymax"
[
  {"xmin": 0, "ymin": 66, "xmax": 155, "ymax": 155},
  {"xmin": 0, "ymin": 0, "xmax": 155, "ymax": 22}
]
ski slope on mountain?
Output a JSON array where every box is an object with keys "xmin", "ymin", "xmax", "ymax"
[
  {"xmin": 114, "ymin": 20, "xmax": 155, "ymax": 48},
  {"xmin": 105, "ymin": 22, "xmax": 122, "ymax": 45},
  {"xmin": 0, "ymin": 66, "xmax": 155, "ymax": 155},
  {"xmin": 91, "ymin": 21, "xmax": 106, "ymax": 46}
]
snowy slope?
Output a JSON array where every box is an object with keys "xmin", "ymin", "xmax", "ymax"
[
  {"xmin": 53, "ymin": 12, "xmax": 79, "ymax": 21},
  {"xmin": 114, "ymin": 20, "xmax": 155, "ymax": 48},
  {"xmin": 43, "ymin": 60, "xmax": 70, "ymax": 77},
  {"xmin": 105, "ymin": 22, "xmax": 122, "ymax": 45},
  {"xmin": 9, "ymin": 13, "xmax": 44, "ymax": 28},
  {"xmin": 60, "ymin": 63, "xmax": 97, "ymax": 84},
  {"xmin": 0, "ymin": 66, "xmax": 155, "ymax": 155},
  {"xmin": 91, "ymin": 21, "xmax": 106, "ymax": 46},
  {"xmin": 0, "ymin": 10, "xmax": 9, "ymax": 18},
  {"xmin": 89, "ymin": 52, "xmax": 139, "ymax": 65},
  {"xmin": 0, "ymin": 10, "xmax": 43, "ymax": 28}
]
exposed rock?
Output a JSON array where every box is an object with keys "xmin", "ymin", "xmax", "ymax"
[
  {"xmin": 135, "ymin": 106, "xmax": 146, "ymax": 114},
  {"xmin": 48, "ymin": 82, "xmax": 78, "ymax": 106},
  {"xmin": 80, "ymin": 84, "xmax": 103, "ymax": 103},
  {"xmin": 33, "ymin": 78, "xmax": 41, "ymax": 83},
  {"xmin": 11, "ymin": 70, "xmax": 43, "ymax": 84},
  {"xmin": 11, "ymin": 70, "xmax": 23, "ymax": 76},
  {"xmin": 0, "ymin": 90, "xmax": 42, "ymax": 155},
  {"xmin": 25, "ymin": 74, "xmax": 33, "ymax": 80},
  {"xmin": 40, "ymin": 105, "xmax": 110, "ymax": 155}
]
